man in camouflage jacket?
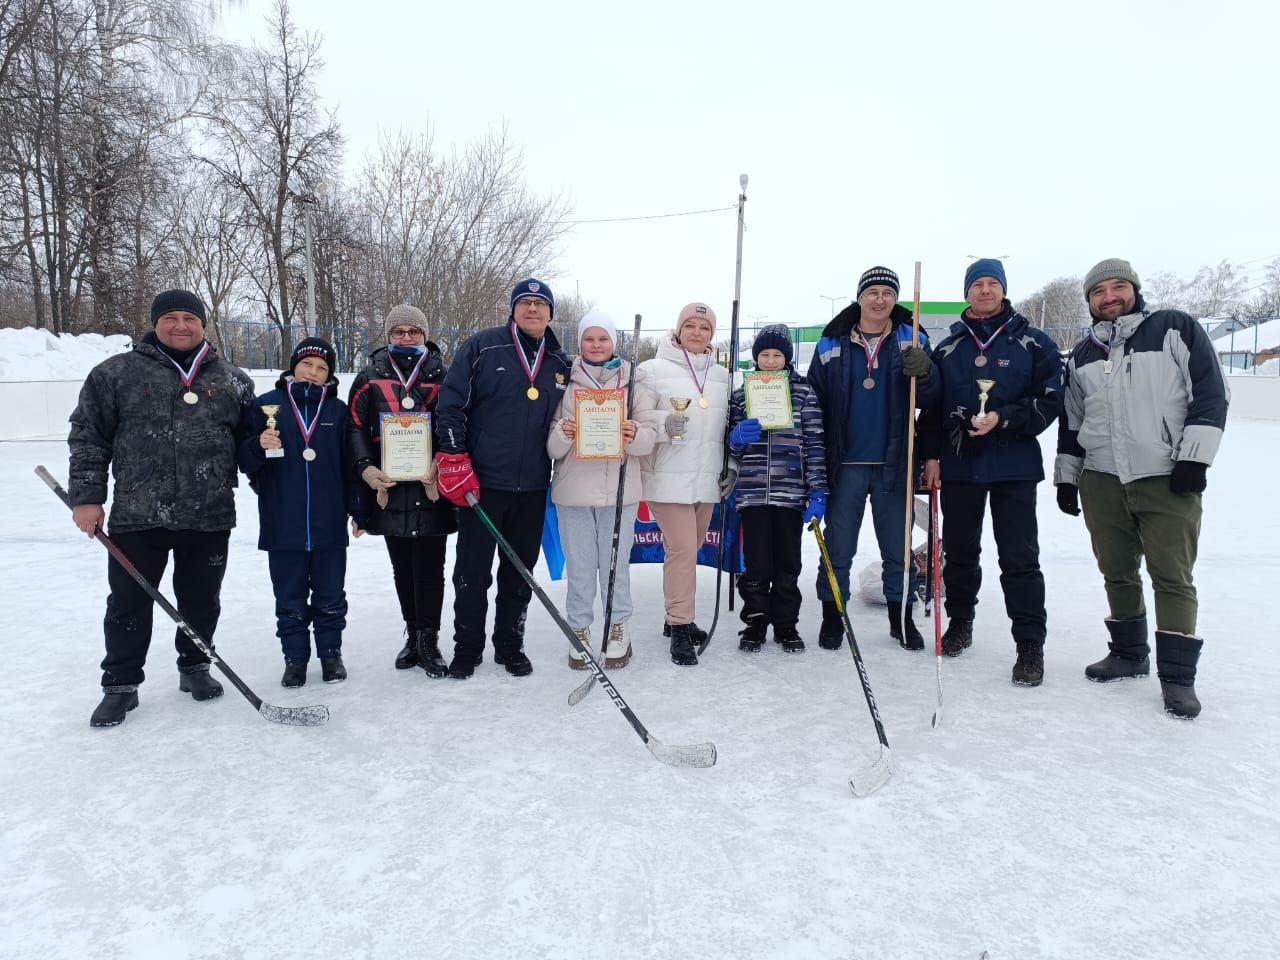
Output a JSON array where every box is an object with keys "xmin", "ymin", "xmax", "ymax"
[{"xmin": 68, "ymin": 289, "xmax": 255, "ymax": 727}]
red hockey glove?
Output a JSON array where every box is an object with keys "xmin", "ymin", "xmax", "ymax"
[{"xmin": 435, "ymin": 452, "xmax": 480, "ymax": 507}]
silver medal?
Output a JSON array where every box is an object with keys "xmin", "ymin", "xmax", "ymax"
[
  {"xmin": 974, "ymin": 355, "xmax": 988, "ymax": 368},
  {"xmin": 302, "ymin": 447, "xmax": 317, "ymax": 461},
  {"xmin": 401, "ymin": 396, "xmax": 415, "ymax": 409},
  {"xmin": 183, "ymin": 391, "xmax": 198, "ymax": 405}
]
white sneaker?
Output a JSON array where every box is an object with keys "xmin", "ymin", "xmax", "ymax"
[
  {"xmin": 605, "ymin": 622, "xmax": 632, "ymax": 668},
  {"xmin": 568, "ymin": 627, "xmax": 592, "ymax": 670}
]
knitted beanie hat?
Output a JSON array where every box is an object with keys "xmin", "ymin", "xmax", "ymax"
[
  {"xmin": 752, "ymin": 323, "xmax": 794, "ymax": 366},
  {"xmin": 857, "ymin": 266, "xmax": 900, "ymax": 299},
  {"xmin": 675, "ymin": 301, "xmax": 717, "ymax": 338},
  {"xmin": 510, "ymin": 279, "xmax": 555, "ymax": 319},
  {"xmin": 289, "ymin": 336, "xmax": 336, "ymax": 377},
  {"xmin": 964, "ymin": 258, "xmax": 1008, "ymax": 297},
  {"xmin": 1083, "ymin": 258, "xmax": 1142, "ymax": 299},
  {"xmin": 150, "ymin": 289, "xmax": 207, "ymax": 327},
  {"xmin": 384, "ymin": 304, "xmax": 428, "ymax": 340},
  {"xmin": 577, "ymin": 309, "xmax": 617, "ymax": 352}
]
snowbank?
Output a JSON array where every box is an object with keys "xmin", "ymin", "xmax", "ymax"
[{"xmin": 0, "ymin": 327, "xmax": 132, "ymax": 382}]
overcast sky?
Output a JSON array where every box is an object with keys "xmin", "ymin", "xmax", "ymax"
[{"xmin": 217, "ymin": 0, "xmax": 1280, "ymax": 338}]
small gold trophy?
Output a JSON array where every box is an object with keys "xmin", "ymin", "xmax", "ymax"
[
  {"xmin": 975, "ymin": 379, "xmax": 997, "ymax": 420},
  {"xmin": 668, "ymin": 396, "xmax": 692, "ymax": 445},
  {"xmin": 261, "ymin": 404, "xmax": 285, "ymax": 459}
]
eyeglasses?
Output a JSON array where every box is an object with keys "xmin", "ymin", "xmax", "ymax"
[
  {"xmin": 389, "ymin": 327, "xmax": 425, "ymax": 339},
  {"xmin": 515, "ymin": 297, "xmax": 549, "ymax": 310}
]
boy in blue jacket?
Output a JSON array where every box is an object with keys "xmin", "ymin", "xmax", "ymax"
[
  {"xmin": 238, "ymin": 338, "xmax": 365, "ymax": 687},
  {"xmin": 727, "ymin": 325, "xmax": 827, "ymax": 653}
]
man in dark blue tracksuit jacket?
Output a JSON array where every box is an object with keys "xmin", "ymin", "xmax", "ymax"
[
  {"xmin": 917, "ymin": 259, "xmax": 1064, "ymax": 686},
  {"xmin": 434, "ymin": 279, "xmax": 572, "ymax": 678}
]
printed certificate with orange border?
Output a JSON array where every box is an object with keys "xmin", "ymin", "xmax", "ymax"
[
  {"xmin": 574, "ymin": 388, "xmax": 625, "ymax": 460},
  {"xmin": 380, "ymin": 411, "xmax": 432, "ymax": 480}
]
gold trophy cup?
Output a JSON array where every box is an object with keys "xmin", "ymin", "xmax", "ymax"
[
  {"xmin": 261, "ymin": 404, "xmax": 285, "ymax": 459},
  {"xmin": 668, "ymin": 396, "xmax": 692, "ymax": 445},
  {"xmin": 975, "ymin": 379, "xmax": 997, "ymax": 420}
]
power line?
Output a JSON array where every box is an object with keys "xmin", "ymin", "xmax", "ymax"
[{"xmin": 558, "ymin": 205, "xmax": 735, "ymax": 225}]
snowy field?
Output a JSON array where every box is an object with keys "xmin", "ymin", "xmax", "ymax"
[{"xmin": 1, "ymin": 426, "xmax": 1277, "ymax": 960}]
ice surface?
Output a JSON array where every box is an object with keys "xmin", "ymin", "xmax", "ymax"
[{"xmin": 1, "ymin": 429, "xmax": 1277, "ymax": 959}]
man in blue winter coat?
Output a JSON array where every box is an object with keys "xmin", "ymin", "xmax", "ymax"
[
  {"xmin": 918, "ymin": 259, "xmax": 1064, "ymax": 686},
  {"xmin": 434, "ymin": 279, "xmax": 572, "ymax": 679},
  {"xmin": 807, "ymin": 266, "xmax": 939, "ymax": 652}
]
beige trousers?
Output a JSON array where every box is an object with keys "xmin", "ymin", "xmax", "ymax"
[{"xmin": 648, "ymin": 501, "xmax": 715, "ymax": 625}]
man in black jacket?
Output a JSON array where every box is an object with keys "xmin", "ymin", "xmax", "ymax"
[
  {"xmin": 435, "ymin": 279, "xmax": 572, "ymax": 678},
  {"xmin": 68, "ymin": 289, "xmax": 255, "ymax": 727}
]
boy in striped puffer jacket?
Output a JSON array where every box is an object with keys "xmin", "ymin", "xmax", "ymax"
[{"xmin": 726, "ymin": 325, "xmax": 827, "ymax": 653}]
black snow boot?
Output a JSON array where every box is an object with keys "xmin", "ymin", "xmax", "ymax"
[
  {"xmin": 90, "ymin": 686, "xmax": 138, "ymax": 728},
  {"xmin": 281, "ymin": 661, "xmax": 307, "ymax": 688},
  {"xmin": 1011, "ymin": 640, "xmax": 1045, "ymax": 686},
  {"xmin": 415, "ymin": 626, "xmax": 448, "ymax": 679},
  {"xmin": 178, "ymin": 666, "xmax": 224, "ymax": 701},
  {"xmin": 1156, "ymin": 630, "xmax": 1203, "ymax": 719},
  {"xmin": 321, "ymin": 656, "xmax": 347, "ymax": 683},
  {"xmin": 495, "ymin": 648, "xmax": 533, "ymax": 677},
  {"xmin": 1085, "ymin": 617, "xmax": 1150, "ymax": 682},
  {"xmin": 774, "ymin": 624, "xmax": 806, "ymax": 654},
  {"xmin": 941, "ymin": 619, "xmax": 973, "ymax": 657},
  {"xmin": 669, "ymin": 623, "xmax": 699, "ymax": 666},
  {"xmin": 887, "ymin": 601, "xmax": 925, "ymax": 651},
  {"xmin": 448, "ymin": 654, "xmax": 476, "ymax": 680},
  {"xmin": 738, "ymin": 615, "xmax": 767, "ymax": 653},
  {"xmin": 394, "ymin": 625, "xmax": 419, "ymax": 670},
  {"xmin": 664, "ymin": 621, "xmax": 708, "ymax": 645},
  {"xmin": 818, "ymin": 600, "xmax": 844, "ymax": 650}
]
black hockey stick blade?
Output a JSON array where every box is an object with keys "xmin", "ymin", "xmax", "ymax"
[
  {"xmin": 849, "ymin": 746, "xmax": 894, "ymax": 798},
  {"xmin": 36, "ymin": 465, "xmax": 329, "ymax": 727}
]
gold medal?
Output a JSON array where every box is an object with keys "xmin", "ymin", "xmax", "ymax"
[
  {"xmin": 974, "ymin": 355, "xmax": 988, "ymax": 368},
  {"xmin": 527, "ymin": 386, "xmax": 539, "ymax": 400},
  {"xmin": 698, "ymin": 397, "xmax": 708, "ymax": 409},
  {"xmin": 302, "ymin": 447, "xmax": 317, "ymax": 461}
]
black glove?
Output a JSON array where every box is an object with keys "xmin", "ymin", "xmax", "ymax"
[
  {"xmin": 1056, "ymin": 483, "xmax": 1081, "ymax": 516},
  {"xmin": 901, "ymin": 345, "xmax": 933, "ymax": 379},
  {"xmin": 947, "ymin": 408, "xmax": 984, "ymax": 460},
  {"xmin": 1169, "ymin": 460, "xmax": 1207, "ymax": 495}
]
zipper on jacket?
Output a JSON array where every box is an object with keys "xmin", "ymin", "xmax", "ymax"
[
  {"xmin": 765, "ymin": 430, "xmax": 773, "ymax": 503},
  {"xmin": 304, "ymin": 388, "xmax": 313, "ymax": 552}
]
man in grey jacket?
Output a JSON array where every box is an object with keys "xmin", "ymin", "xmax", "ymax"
[
  {"xmin": 69, "ymin": 289, "xmax": 255, "ymax": 727},
  {"xmin": 1055, "ymin": 259, "xmax": 1228, "ymax": 719}
]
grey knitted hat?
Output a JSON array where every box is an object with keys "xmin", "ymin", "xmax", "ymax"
[
  {"xmin": 1083, "ymin": 259, "xmax": 1141, "ymax": 299},
  {"xmin": 384, "ymin": 304, "xmax": 428, "ymax": 340}
]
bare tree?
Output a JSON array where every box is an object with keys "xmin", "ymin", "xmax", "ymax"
[{"xmin": 1016, "ymin": 276, "xmax": 1089, "ymax": 348}]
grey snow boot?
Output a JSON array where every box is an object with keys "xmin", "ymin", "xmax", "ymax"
[{"xmin": 1085, "ymin": 617, "xmax": 1150, "ymax": 682}]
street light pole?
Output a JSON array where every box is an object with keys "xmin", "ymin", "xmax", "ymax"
[{"xmin": 819, "ymin": 294, "xmax": 849, "ymax": 319}]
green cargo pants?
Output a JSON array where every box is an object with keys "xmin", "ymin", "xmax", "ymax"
[{"xmin": 1078, "ymin": 470, "xmax": 1202, "ymax": 634}]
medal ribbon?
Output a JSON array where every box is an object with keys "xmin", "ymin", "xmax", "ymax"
[
  {"xmin": 854, "ymin": 329, "xmax": 888, "ymax": 372},
  {"xmin": 510, "ymin": 322, "xmax": 546, "ymax": 389},
  {"xmin": 164, "ymin": 342, "xmax": 210, "ymax": 391},
  {"xmin": 389, "ymin": 349, "xmax": 428, "ymax": 399},
  {"xmin": 580, "ymin": 360, "xmax": 620, "ymax": 390},
  {"xmin": 963, "ymin": 320, "xmax": 1009, "ymax": 358},
  {"xmin": 1089, "ymin": 326, "xmax": 1114, "ymax": 359},
  {"xmin": 681, "ymin": 348, "xmax": 709, "ymax": 398},
  {"xmin": 285, "ymin": 378, "xmax": 327, "ymax": 447}
]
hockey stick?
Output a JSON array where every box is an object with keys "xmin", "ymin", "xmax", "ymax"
[
  {"xmin": 699, "ymin": 172, "xmax": 748, "ymax": 656},
  {"xmin": 929, "ymin": 486, "xmax": 944, "ymax": 728},
  {"xmin": 809, "ymin": 517, "xmax": 893, "ymax": 796},
  {"xmin": 465, "ymin": 492, "xmax": 716, "ymax": 768},
  {"xmin": 568, "ymin": 313, "xmax": 643, "ymax": 707},
  {"xmin": 899, "ymin": 261, "xmax": 922, "ymax": 642},
  {"xmin": 36, "ymin": 466, "xmax": 329, "ymax": 727}
]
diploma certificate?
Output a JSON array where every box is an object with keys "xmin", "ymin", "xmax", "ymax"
[
  {"xmin": 574, "ymin": 388, "xmax": 625, "ymax": 460},
  {"xmin": 380, "ymin": 411, "xmax": 432, "ymax": 480},
  {"xmin": 743, "ymin": 371, "xmax": 794, "ymax": 430}
]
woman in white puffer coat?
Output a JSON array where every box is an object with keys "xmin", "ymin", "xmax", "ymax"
[
  {"xmin": 548, "ymin": 311, "xmax": 657, "ymax": 670},
  {"xmin": 633, "ymin": 301, "xmax": 734, "ymax": 667}
]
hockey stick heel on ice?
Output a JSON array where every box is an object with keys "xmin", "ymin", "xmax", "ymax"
[{"xmin": 36, "ymin": 466, "xmax": 329, "ymax": 727}]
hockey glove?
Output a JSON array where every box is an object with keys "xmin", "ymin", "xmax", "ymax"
[
  {"xmin": 1169, "ymin": 460, "xmax": 1208, "ymax": 495},
  {"xmin": 436, "ymin": 452, "xmax": 481, "ymax": 506},
  {"xmin": 729, "ymin": 418, "xmax": 762, "ymax": 447},
  {"xmin": 1056, "ymin": 483, "xmax": 1081, "ymax": 516}
]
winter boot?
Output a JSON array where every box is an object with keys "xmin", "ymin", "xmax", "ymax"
[
  {"xmin": 448, "ymin": 654, "xmax": 476, "ymax": 680},
  {"xmin": 669, "ymin": 623, "xmax": 698, "ymax": 666},
  {"xmin": 664, "ymin": 621, "xmax": 708, "ymax": 645},
  {"xmin": 495, "ymin": 648, "xmax": 533, "ymax": 677},
  {"xmin": 774, "ymin": 624, "xmax": 806, "ymax": 654},
  {"xmin": 887, "ymin": 601, "xmax": 925, "ymax": 651},
  {"xmin": 1156, "ymin": 630, "xmax": 1203, "ymax": 719},
  {"xmin": 394, "ymin": 625, "xmax": 419, "ymax": 670},
  {"xmin": 1085, "ymin": 617, "xmax": 1150, "ymax": 682},
  {"xmin": 415, "ymin": 627, "xmax": 448, "ymax": 678},
  {"xmin": 1011, "ymin": 640, "xmax": 1045, "ymax": 686},
  {"xmin": 90, "ymin": 686, "xmax": 138, "ymax": 728},
  {"xmin": 321, "ymin": 656, "xmax": 347, "ymax": 683},
  {"xmin": 738, "ymin": 614, "xmax": 767, "ymax": 653},
  {"xmin": 605, "ymin": 622, "xmax": 632, "ymax": 669},
  {"xmin": 568, "ymin": 627, "xmax": 593, "ymax": 670},
  {"xmin": 818, "ymin": 600, "xmax": 844, "ymax": 650},
  {"xmin": 941, "ymin": 619, "xmax": 973, "ymax": 657},
  {"xmin": 178, "ymin": 665, "xmax": 224, "ymax": 701},
  {"xmin": 281, "ymin": 661, "xmax": 307, "ymax": 688}
]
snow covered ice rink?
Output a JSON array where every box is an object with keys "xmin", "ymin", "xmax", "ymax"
[{"xmin": 1, "ymin": 426, "xmax": 1277, "ymax": 960}]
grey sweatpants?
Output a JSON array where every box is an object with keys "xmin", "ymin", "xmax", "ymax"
[{"xmin": 556, "ymin": 504, "xmax": 639, "ymax": 631}]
